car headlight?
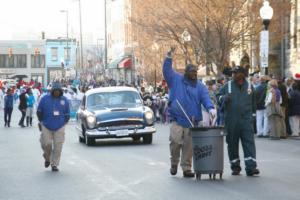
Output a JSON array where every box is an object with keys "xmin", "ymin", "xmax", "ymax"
[
  {"xmin": 145, "ymin": 111, "xmax": 154, "ymax": 125},
  {"xmin": 86, "ymin": 115, "xmax": 96, "ymax": 129}
]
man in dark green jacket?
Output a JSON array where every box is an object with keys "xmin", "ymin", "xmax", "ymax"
[{"xmin": 217, "ymin": 66, "xmax": 259, "ymax": 176}]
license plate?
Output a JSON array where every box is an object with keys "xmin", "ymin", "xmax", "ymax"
[{"xmin": 115, "ymin": 130, "xmax": 129, "ymax": 136}]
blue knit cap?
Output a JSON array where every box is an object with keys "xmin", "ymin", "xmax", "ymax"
[{"xmin": 185, "ymin": 64, "xmax": 197, "ymax": 73}]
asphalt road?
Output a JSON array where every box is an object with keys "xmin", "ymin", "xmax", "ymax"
[{"xmin": 1, "ymin": 111, "xmax": 300, "ymax": 200}]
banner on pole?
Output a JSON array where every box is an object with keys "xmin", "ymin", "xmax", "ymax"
[{"xmin": 260, "ymin": 31, "xmax": 269, "ymax": 68}]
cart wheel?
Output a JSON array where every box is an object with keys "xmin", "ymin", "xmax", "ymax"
[
  {"xmin": 213, "ymin": 174, "xmax": 216, "ymax": 180},
  {"xmin": 220, "ymin": 173, "xmax": 223, "ymax": 180},
  {"xmin": 196, "ymin": 174, "xmax": 201, "ymax": 180}
]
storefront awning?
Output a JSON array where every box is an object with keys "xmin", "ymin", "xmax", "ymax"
[
  {"xmin": 108, "ymin": 57, "xmax": 124, "ymax": 69},
  {"xmin": 108, "ymin": 56, "xmax": 132, "ymax": 69},
  {"xmin": 119, "ymin": 58, "xmax": 132, "ymax": 69}
]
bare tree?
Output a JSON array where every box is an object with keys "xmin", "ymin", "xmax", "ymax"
[{"xmin": 131, "ymin": 0, "xmax": 291, "ymax": 78}]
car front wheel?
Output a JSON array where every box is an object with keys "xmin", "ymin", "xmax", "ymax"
[{"xmin": 143, "ymin": 134, "xmax": 153, "ymax": 144}]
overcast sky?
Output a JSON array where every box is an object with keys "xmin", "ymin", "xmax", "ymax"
[{"xmin": 0, "ymin": 0, "xmax": 105, "ymax": 44}]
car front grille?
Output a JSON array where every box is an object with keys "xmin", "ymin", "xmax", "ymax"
[{"xmin": 97, "ymin": 120, "xmax": 144, "ymax": 130}]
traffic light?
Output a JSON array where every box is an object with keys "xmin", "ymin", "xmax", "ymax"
[{"xmin": 8, "ymin": 48, "xmax": 13, "ymax": 58}]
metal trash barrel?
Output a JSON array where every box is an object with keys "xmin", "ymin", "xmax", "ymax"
[{"xmin": 191, "ymin": 126, "xmax": 225, "ymax": 180}]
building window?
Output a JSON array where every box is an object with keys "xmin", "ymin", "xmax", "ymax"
[
  {"xmin": 31, "ymin": 55, "xmax": 45, "ymax": 68},
  {"xmin": 7, "ymin": 56, "xmax": 14, "ymax": 68},
  {"xmin": 0, "ymin": 54, "xmax": 26, "ymax": 68},
  {"xmin": 64, "ymin": 47, "xmax": 70, "ymax": 61},
  {"xmin": 51, "ymin": 47, "xmax": 58, "ymax": 61},
  {"xmin": 0, "ymin": 55, "xmax": 6, "ymax": 68},
  {"xmin": 15, "ymin": 55, "xmax": 27, "ymax": 68}
]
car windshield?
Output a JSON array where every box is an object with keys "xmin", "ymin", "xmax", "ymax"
[{"xmin": 86, "ymin": 90, "xmax": 142, "ymax": 109}]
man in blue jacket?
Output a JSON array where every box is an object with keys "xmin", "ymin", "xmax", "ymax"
[
  {"xmin": 37, "ymin": 82, "xmax": 70, "ymax": 172},
  {"xmin": 163, "ymin": 48, "xmax": 216, "ymax": 178}
]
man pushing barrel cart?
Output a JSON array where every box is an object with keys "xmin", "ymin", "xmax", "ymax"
[{"xmin": 162, "ymin": 47, "xmax": 217, "ymax": 178}]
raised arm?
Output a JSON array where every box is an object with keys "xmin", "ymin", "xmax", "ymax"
[{"xmin": 162, "ymin": 47, "xmax": 179, "ymax": 88}]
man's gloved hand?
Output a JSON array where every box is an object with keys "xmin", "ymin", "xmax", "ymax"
[{"xmin": 167, "ymin": 47, "xmax": 176, "ymax": 58}]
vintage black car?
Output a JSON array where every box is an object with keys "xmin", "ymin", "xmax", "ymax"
[{"xmin": 76, "ymin": 86, "xmax": 156, "ymax": 145}]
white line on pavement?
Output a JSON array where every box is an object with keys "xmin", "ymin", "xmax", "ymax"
[{"xmin": 65, "ymin": 155, "xmax": 138, "ymax": 199}]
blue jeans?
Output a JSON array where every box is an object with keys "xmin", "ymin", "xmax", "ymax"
[{"xmin": 4, "ymin": 107, "xmax": 13, "ymax": 125}]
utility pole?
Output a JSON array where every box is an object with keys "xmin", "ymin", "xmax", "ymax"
[
  {"xmin": 66, "ymin": 11, "xmax": 69, "ymax": 67},
  {"xmin": 60, "ymin": 10, "xmax": 69, "ymax": 77},
  {"xmin": 78, "ymin": 0, "xmax": 84, "ymax": 73},
  {"xmin": 104, "ymin": 0, "xmax": 108, "ymax": 71},
  {"xmin": 60, "ymin": 10, "xmax": 69, "ymax": 66}
]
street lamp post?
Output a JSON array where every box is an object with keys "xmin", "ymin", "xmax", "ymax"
[
  {"xmin": 259, "ymin": 0, "xmax": 273, "ymax": 75},
  {"xmin": 181, "ymin": 29, "xmax": 191, "ymax": 66}
]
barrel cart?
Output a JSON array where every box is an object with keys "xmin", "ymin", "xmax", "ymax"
[{"xmin": 191, "ymin": 126, "xmax": 225, "ymax": 180}]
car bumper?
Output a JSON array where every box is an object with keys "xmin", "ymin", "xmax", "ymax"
[{"xmin": 85, "ymin": 126, "xmax": 156, "ymax": 138}]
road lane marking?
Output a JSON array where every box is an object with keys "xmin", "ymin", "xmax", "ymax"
[
  {"xmin": 65, "ymin": 155, "xmax": 138, "ymax": 198},
  {"xmin": 259, "ymin": 158, "xmax": 300, "ymax": 163}
]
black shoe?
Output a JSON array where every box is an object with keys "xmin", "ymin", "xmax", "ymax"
[
  {"xmin": 183, "ymin": 170, "xmax": 195, "ymax": 178},
  {"xmin": 231, "ymin": 166, "xmax": 241, "ymax": 176},
  {"xmin": 51, "ymin": 166, "xmax": 59, "ymax": 172},
  {"xmin": 231, "ymin": 170, "xmax": 241, "ymax": 176},
  {"xmin": 246, "ymin": 168, "xmax": 260, "ymax": 176},
  {"xmin": 4, "ymin": 122, "xmax": 7, "ymax": 127},
  {"xmin": 170, "ymin": 165, "xmax": 177, "ymax": 175},
  {"xmin": 44, "ymin": 161, "xmax": 50, "ymax": 168}
]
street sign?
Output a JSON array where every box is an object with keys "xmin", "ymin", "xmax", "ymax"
[{"xmin": 260, "ymin": 31, "xmax": 269, "ymax": 68}]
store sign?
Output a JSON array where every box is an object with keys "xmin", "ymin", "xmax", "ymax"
[{"xmin": 0, "ymin": 69, "xmax": 16, "ymax": 74}]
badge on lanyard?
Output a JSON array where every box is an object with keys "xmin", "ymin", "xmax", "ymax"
[
  {"xmin": 60, "ymin": 100, "xmax": 65, "ymax": 105},
  {"xmin": 53, "ymin": 110, "xmax": 60, "ymax": 116}
]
